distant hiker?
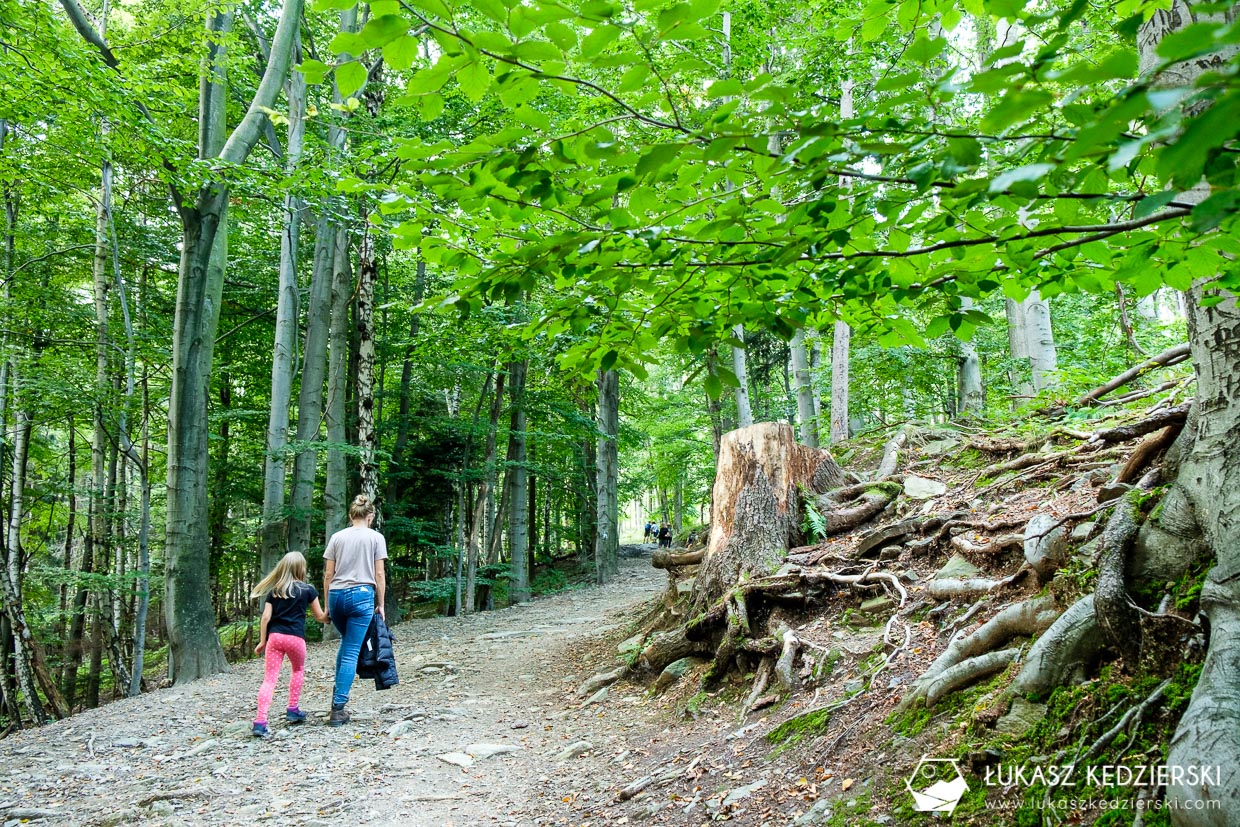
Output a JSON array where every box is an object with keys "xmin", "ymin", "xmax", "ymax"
[
  {"xmin": 643, "ymin": 521, "xmax": 654, "ymax": 542},
  {"xmin": 323, "ymin": 494, "xmax": 389, "ymax": 727},
  {"xmin": 686, "ymin": 530, "xmax": 698, "ymax": 548},
  {"xmin": 658, "ymin": 523, "xmax": 672, "ymax": 548},
  {"xmin": 250, "ymin": 551, "xmax": 328, "ymax": 738}
]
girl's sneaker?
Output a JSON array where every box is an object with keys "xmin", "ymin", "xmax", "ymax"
[
  {"xmin": 252, "ymin": 722, "xmax": 270, "ymax": 738},
  {"xmin": 285, "ymin": 707, "xmax": 307, "ymax": 724}
]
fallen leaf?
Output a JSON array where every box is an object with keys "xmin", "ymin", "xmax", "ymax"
[{"xmin": 841, "ymin": 778, "xmax": 854, "ymax": 791}]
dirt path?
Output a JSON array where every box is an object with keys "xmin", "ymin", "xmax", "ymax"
[{"xmin": 0, "ymin": 551, "xmax": 668, "ymax": 827}]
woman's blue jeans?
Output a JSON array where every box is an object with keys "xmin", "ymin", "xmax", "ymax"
[{"xmin": 328, "ymin": 585, "xmax": 374, "ymax": 707}]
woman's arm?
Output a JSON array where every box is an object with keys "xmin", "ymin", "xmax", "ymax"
[
  {"xmin": 323, "ymin": 560, "xmax": 335, "ymax": 602},
  {"xmin": 375, "ymin": 559, "xmax": 386, "ymax": 619},
  {"xmin": 254, "ymin": 602, "xmax": 273, "ymax": 654},
  {"xmin": 309, "ymin": 597, "xmax": 329, "ymax": 624}
]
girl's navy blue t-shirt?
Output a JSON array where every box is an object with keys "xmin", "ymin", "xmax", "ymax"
[{"xmin": 266, "ymin": 582, "xmax": 317, "ymax": 638}]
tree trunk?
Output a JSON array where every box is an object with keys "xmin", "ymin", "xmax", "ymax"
[
  {"xmin": 730, "ymin": 324, "xmax": 754, "ymax": 428},
  {"xmin": 1005, "ymin": 297, "xmax": 1033, "ymax": 401},
  {"xmin": 506, "ymin": 359, "xmax": 530, "ymax": 603},
  {"xmin": 829, "ymin": 320, "xmax": 850, "ymax": 442},
  {"xmin": 164, "ymin": 0, "xmax": 305, "ymax": 684},
  {"xmin": 693, "ymin": 423, "xmax": 844, "ymax": 612},
  {"xmin": 356, "ymin": 227, "xmax": 378, "ymax": 504},
  {"xmin": 2, "ymin": 376, "xmax": 46, "ymax": 725},
  {"xmin": 1134, "ymin": 5, "xmax": 1240, "ymax": 821},
  {"xmin": 287, "ymin": 8, "xmax": 354, "ymax": 555},
  {"xmin": 387, "ymin": 257, "xmax": 427, "ymax": 504},
  {"xmin": 259, "ymin": 38, "xmax": 306, "ymax": 572},
  {"xmin": 790, "ymin": 329, "xmax": 818, "ymax": 446},
  {"xmin": 208, "ymin": 376, "xmax": 231, "ymax": 624},
  {"xmin": 1023, "ymin": 292, "xmax": 1058, "ymax": 391},
  {"xmin": 957, "ymin": 297, "xmax": 984, "ymax": 415},
  {"xmin": 595, "ymin": 368, "xmax": 619, "ymax": 584},
  {"xmin": 288, "ymin": 216, "xmax": 336, "ymax": 553},
  {"xmin": 325, "ymin": 226, "xmax": 351, "ymax": 537}
]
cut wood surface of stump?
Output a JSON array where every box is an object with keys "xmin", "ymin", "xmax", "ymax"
[{"xmin": 693, "ymin": 422, "xmax": 843, "ymax": 612}]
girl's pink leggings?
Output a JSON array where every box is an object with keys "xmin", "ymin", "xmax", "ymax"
[{"xmin": 255, "ymin": 632, "xmax": 306, "ymax": 725}]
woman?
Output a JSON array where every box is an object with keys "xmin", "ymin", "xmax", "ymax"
[{"xmin": 322, "ymin": 494, "xmax": 388, "ymax": 726}]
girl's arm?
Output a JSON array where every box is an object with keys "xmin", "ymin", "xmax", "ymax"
[
  {"xmin": 254, "ymin": 602, "xmax": 273, "ymax": 655},
  {"xmin": 309, "ymin": 597, "xmax": 329, "ymax": 624}
]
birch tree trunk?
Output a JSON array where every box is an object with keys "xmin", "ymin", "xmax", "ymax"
[
  {"xmin": 829, "ymin": 77, "xmax": 855, "ymax": 442},
  {"xmin": 829, "ymin": 320, "xmax": 850, "ymax": 442},
  {"xmin": 731, "ymin": 324, "xmax": 754, "ymax": 428},
  {"xmin": 790, "ymin": 328, "xmax": 818, "ymax": 446},
  {"xmin": 2, "ymin": 367, "xmax": 46, "ymax": 724},
  {"xmin": 259, "ymin": 38, "xmax": 306, "ymax": 573},
  {"xmin": 595, "ymin": 368, "xmax": 619, "ymax": 584},
  {"xmin": 356, "ymin": 228, "xmax": 378, "ymax": 503}
]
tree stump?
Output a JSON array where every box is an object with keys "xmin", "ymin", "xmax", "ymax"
[{"xmin": 693, "ymin": 422, "xmax": 843, "ymax": 613}]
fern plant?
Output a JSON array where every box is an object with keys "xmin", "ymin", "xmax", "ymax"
[{"xmin": 801, "ymin": 486, "xmax": 827, "ymax": 544}]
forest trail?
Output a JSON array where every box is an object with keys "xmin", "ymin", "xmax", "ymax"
[{"xmin": 0, "ymin": 550, "xmax": 666, "ymax": 827}]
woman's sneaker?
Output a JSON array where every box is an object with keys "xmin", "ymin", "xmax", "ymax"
[
  {"xmin": 252, "ymin": 722, "xmax": 270, "ymax": 738},
  {"xmin": 328, "ymin": 706, "xmax": 350, "ymax": 727},
  {"xmin": 285, "ymin": 707, "xmax": 307, "ymax": 724}
]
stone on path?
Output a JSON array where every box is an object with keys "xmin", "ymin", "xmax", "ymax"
[
  {"xmin": 720, "ymin": 778, "xmax": 766, "ymax": 807},
  {"xmin": 582, "ymin": 686, "xmax": 609, "ymax": 706},
  {"xmin": 436, "ymin": 752, "xmax": 475, "ymax": 768},
  {"xmin": 465, "ymin": 743, "xmax": 522, "ymax": 759},
  {"xmin": 556, "ymin": 740, "xmax": 593, "ymax": 761},
  {"xmin": 904, "ymin": 475, "xmax": 947, "ymax": 499},
  {"xmin": 388, "ymin": 720, "xmax": 416, "ymax": 738},
  {"xmin": 935, "ymin": 554, "xmax": 981, "ymax": 581}
]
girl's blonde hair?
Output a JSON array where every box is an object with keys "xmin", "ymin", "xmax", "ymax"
[
  {"xmin": 349, "ymin": 494, "xmax": 375, "ymax": 522},
  {"xmin": 251, "ymin": 552, "xmax": 308, "ymax": 600}
]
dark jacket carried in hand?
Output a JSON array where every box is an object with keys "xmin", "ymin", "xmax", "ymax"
[{"xmin": 356, "ymin": 614, "xmax": 399, "ymax": 690}]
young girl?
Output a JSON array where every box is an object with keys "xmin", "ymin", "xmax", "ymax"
[{"xmin": 251, "ymin": 551, "xmax": 329, "ymax": 737}]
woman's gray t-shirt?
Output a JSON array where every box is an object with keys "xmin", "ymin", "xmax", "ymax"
[{"xmin": 324, "ymin": 526, "xmax": 388, "ymax": 590}]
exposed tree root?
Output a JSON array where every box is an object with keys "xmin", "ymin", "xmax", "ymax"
[
  {"xmin": 1087, "ymin": 404, "xmax": 1189, "ymax": 447},
  {"xmin": 652, "ymin": 549, "xmax": 705, "ymax": 568},
  {"xmin": 927, "ymin": 568, "xmax": 1026, "ymax": 600},
  {"xmin": 1083, "ymin": 678, "xmax": 1171, "ymax": 762},
  {"xmin": 815, "ymin": 482, "xmax": 901, "ymax": 535},
  {"xmin": 773, "ymin": 629, "xmax": 801, "ymax": 693},
  {"xmin": 1117, "ymin": 424, "xmax": 1182, "ymax": 484},
  {"xmin": 1074, "ymin": 342, "xmax": 1190, "ymax": 407},
  {"xmin": 577, "ymin": 664, "xmax": 629, "ymax": 698},
  {"xmin": 874, "ymin": 427, "xmax": 910, "ymax": 479},
  {"xmin": 743, "ymin": 658, "xmax": 774, "ymax": 715},
  {"xmin": 924, "ymin": 648, "xmax": 1021, "ymax": 707},
  {"xmin": 1095, "ymin": 473, "xmax": 1156, "ymax": 669},
  {"xmin": 1009, "ymin": 595, "xmax": 1101, "ymax": 698},
  {"xmin": 902, "ymin": 595, "xmax": 1057, "ymax": 710},
  {"xmin": 950, "ymin": 532, "xmax": 1023, "ymax": 555}
]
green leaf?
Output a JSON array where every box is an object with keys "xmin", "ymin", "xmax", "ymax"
[
  {"xmin": 1134, "ymin": 191, "xmax": 1178, "ymax": 220},
  {"xmin": 581, "ymin": 24, "xmax": 622, "ymax": 57},
  {"xmin": 383, "ymin": 35, "xmax": 420, "ymax": 71},
  {"xmin": 707, "ymin": 78, "xmax": 743, "ymax": 99},
  {"xmin": 635, "ymin": 143, "xmax": 682, "ymax": 178},
  {"xmin": 336, "ymin": 60, "xmax": 368, "ymax": 97},
  {"xmin": 1156, "ymin": 22, "xmax": 1225, "ymax": 63},
  {"xmin": 297, "ymin": 59, "xmax": 329, "ymax": 84},
  {"xmin": 457, "ymin": 61, "xmax": 492, "ymax": 102},
  {"xmin": 1190, "ymin": 190, "xmax": 1240, "ymax": 233},
  {"xmin": 358, "ymin": 14, "xmax": 408, "ymax": 49},
  {"xmin": 329, "ymin": 30, "xmax": 367, "ymax": 55},
  {"xmin": 703, "ymin": 372, "xmax": 722, "ymax": 399},
  {"xmin": 989, "ymin": 163, "xmax": 1055, "ymax": 194}
]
